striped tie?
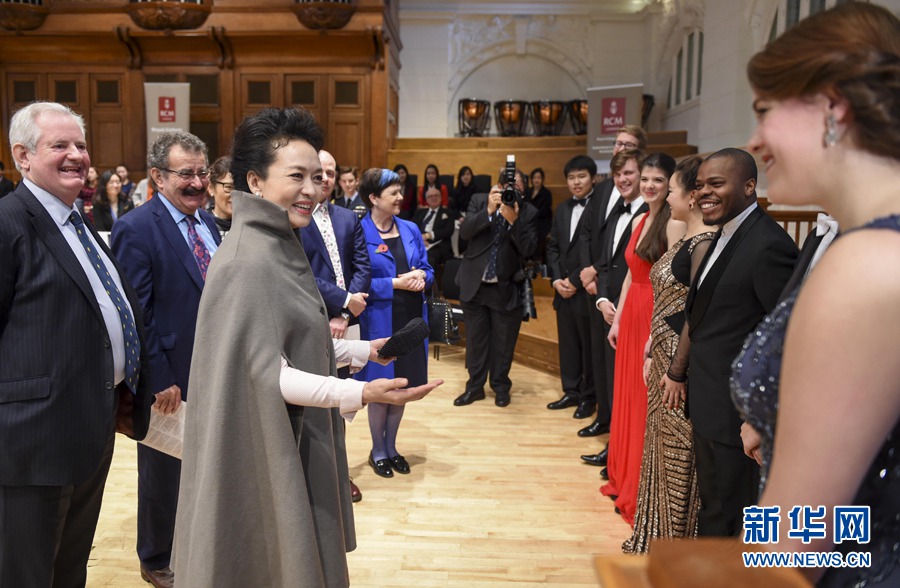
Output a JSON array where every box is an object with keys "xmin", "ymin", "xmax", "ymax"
[{"xmin": 70, "ymin": 212, "xmax": 141, "ymax": 393}]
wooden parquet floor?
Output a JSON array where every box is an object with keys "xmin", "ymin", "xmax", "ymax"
[{"xmin": 88, "ymin": 346, "xmax": 633, "ymax": 587}]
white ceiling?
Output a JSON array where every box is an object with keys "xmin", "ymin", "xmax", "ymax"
[{"xmin": 399, "ymin": 0, "xmax": 657, "ymax": 17}]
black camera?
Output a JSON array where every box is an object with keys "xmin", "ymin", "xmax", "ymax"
[
  {"xmin": 518, "ymin": 262, "xmax": 547, "ymax": 322},
  {"xmin": 500, "ymin": 154, "xmax": 522, "ymax": 207}
]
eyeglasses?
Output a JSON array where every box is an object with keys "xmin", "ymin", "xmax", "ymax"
[
  {"xmin": 160, "ymin": 167, "xmax": 210, "ymax": 181},
  {"xmin": 614, "ymin": 141, "xmax": 638, "ymax": 150},
  {"xmin": 213, "ymin": 181, "xmax": 234, "ymax": 193}
]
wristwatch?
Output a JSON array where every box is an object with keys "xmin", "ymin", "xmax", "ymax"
[{"xmin": 340, "ymin": 310, "xmax": 351, "ymax": 321}]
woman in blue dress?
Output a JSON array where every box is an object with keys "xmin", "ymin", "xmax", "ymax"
[
  {"xmin": 356, "ymin": 168, "xmax": 434, "ymax": 478},
  {"xmin": 732, "ymin": 4, "xmax": 900, "ymax": 585}
]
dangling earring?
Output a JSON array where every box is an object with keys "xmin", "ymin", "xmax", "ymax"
[{"xmin": 824, "ymin": 115, "xmax": 839, "ymax": 148}]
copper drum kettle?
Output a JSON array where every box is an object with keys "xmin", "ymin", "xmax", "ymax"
[
  {"xmin": 458, "ymin": 98, "xmax": 491, "ymax": 137},
  {"xmin": 569, "ymin": 99, "xmax": 588, "ymax": 135},
  {"xmin": 531, "ymin": 100, "xmax": 567, "ymax": 136},
  {"xmin": 493, "ymin": 100, "xmax": 529, "ymax": 136}
]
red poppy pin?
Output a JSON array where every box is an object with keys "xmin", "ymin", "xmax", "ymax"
[{"xmin": 376, "ymin": 244, "xmax": 389, "ymax": 254}]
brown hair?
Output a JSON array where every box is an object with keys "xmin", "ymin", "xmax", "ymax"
[
  {"xmin": 609, "ymin": 149, "xmax": 643, "ymax": 175},
  {"xmin": 634, "ymin": 152, "xmax": 676, "ymax": 264},
  {"xmin": 617, "ymin": 125, "xmax": 648, "ymax": 149},
  {"xmin": 338, "ymin": 166, "xmax": 359, "ymax": 180},
  {"xmin": 747, "ymin": 2, "xmax": 900, "ymax": 161}
]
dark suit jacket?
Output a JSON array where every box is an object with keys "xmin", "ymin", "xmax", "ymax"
[
  {"xmin": 545, "ymin": 197, "xmax": 591, "ymax": 309},
  {"xmin": 456, "ymin": 192, "xmax": 538, "ymax": 309},
  {"xmin": 0, "ymin": 176, "xmax": 14, "ymax": 198},
  {"xmin": 686, "ymin": 205, "xmax": 797, "ymax": 445},
  {"xmin": 595, "ymin": 198, "xmax": 649, "ymax": 306},
  {"xmin": 332, "ymin": 193, "xmax": 367, "ymax": 219},
  {"xmin": 297, "ymin": 203, "xmax": 371, "ymax": 320},
  {"xmin": 91, "ymin": 198, "xmax": 135, "ymax": 232},
  {"xmin": 111, "ymin": 194, "xmax": 221, "ymax": 397},
  {"xmin": 0, "ymin": 184, "xmax": 152, "ymax": 486},
  {"xmin": 582, "ymin": 178, "xmax": 616, "ymax": 273},
  {"xmin": 413, "ymin": 205, "xmax": 457, "ymax": 259}
]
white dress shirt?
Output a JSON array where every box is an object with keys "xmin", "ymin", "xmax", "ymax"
[{"xmin": 697, "ymin": 202, "xmax": 758, "ymax": 286}]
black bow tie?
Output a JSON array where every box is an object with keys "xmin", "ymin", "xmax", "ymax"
[
  {"xmin": 617, "ymin": 201, "xmax": 631, "ymax": 214},
  {"xmin": 572, "ymin": 197, "xmax": 588, "ymax": 207}
]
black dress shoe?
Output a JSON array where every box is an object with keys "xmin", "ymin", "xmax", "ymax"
[
  {"xmin": 368, "ymin": 453, "xmax": 393, "ymax": 478},
  {"xmin": 577, "ymin": 420, "xmax": 610, "ymax": 437},
  {"xmin": 600, "ymin": 467, "xmax": 608, "ymax": 480},
  {"xmin": 573, "ymin": 401, "xmax": 596, "ymax": 419},
  {"xmin": 389, "ymin": 455, "xmax": 410, "ymax": 474},
  {"xmin": 495, "ymin": 393, "xmax": 510, "ymax": 407},
  {"xmin": 580, "ymin": 448, "xmax": 608, "ymax": 467},
  {"xmin": 454, "ymin": 390, "xmax": 486, "ymax": 406},
  {"xmin": 547, "ymin": 394, "xmax": 579, "ymax": 410}
]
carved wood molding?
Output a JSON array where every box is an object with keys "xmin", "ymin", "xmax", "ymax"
[
  {"xmin": 0, "ymin": 3, "xmax": 49, "ymax": 33},
  {"xmin": 125, "ymin": 1, "xmax": 212, "ymax": 32}
]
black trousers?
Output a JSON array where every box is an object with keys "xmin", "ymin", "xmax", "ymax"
[
  {"xmin": 693, "ymin": 430, "xmax": 760, "ymax": 537},
  {"xmin": 137, "ymin": 444, "xmax": 182, "ymax": 570},
  {"xmin": 556, "ymin": 290, "xmax": 594, "ymax": 403},
  {"xmin": 588, "ymin": 302, "xmax": 613, "ymax": 427},
  {"xmin": 0, "ymin": 426, "xmax": 115, "ymax": 588},
  {"xmin": 460, "ymin": 282, "xmax": 523, "ymax": 397}
]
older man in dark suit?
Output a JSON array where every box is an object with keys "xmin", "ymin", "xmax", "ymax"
[
  {"xmin": 453, "ymin": 170, "xmax": 538, "ymax": 408},
  {"xmin": 111, "ymin": 131, "xmax": 220, "ymax": 588},
  {"xmin": 413, "ymin": 185, "xmax": 458, "ymax": 287},
  {"xmin": 664, "ymin": 148, "xmax": 797, "ymax": 537},
  {"xmin": 0, "ymin": 102, "xmax": 152, "ymax": 587}
]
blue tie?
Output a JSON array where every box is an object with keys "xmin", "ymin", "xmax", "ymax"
[
  {"xmin": 484, "ymin": 213, "xmax": 506, "ymax": 281},
  {"xmin": 70, "ymin": 212, "xmax": 141, "ymax": 393}
]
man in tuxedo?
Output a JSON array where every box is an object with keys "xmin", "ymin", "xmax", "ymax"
[
  {"xmin": 576, "ymin": 126, "xmax": 647, "ymax": 442},
  {"xmin": 664, "ymin": 148, "xmax": 797, "ymax": 537},
  {"xmin": 579, "ymin": 149, "xmax": 647, "ymax": 470},
  {"xmin": 298, "ymin": 149, "xmax": 370, "ymax": 503},
  {"xmin": 111, "ymin": 131, "xmax": 220, "ymax": 588},
  {"xmin": 413, "ymin": 185, "xmax": 458, "ymax": 285},
  {"xmin": 0, "ymin": 102, "xmax": 152, "ymax": 586},
  {"xmin": 453, "ymin": 169, "xmax": 538, "ymax": 408},
  {"xmin": 334, "ymin": 165, "xmax": 366, "ymax": 219},
  {"xmin": 0, "ymin": 160, "xmax": 15, "ymax": 198},
  {"xmin": 545, "ymin": 155, "xmax": 598, "ymax": 420}
]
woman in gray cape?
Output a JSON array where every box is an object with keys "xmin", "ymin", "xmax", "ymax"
[{"xmin": 174, "ymin": 107, "xmax": 441, "ymax": 588}]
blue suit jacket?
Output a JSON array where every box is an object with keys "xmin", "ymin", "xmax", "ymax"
[
  {"xmin": 297, "ymin": 203, "xmax": 371, "ymax": 320},
  {"xmin": 355, "ymin": 215, "xmax": 433, "ymax": 381},
  {"xmin": 110, "ymin": 194, "xmax": 221, "ymax": 397},
  {"xmin": 0, "ymin": 184, "xmax": 152, "ymax": 485}
]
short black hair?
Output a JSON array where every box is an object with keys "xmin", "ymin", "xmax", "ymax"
[
  {"xmin": 705, "ymin": 147, "xmax": 757, "ymax": 184},
  {"xmin": 564, "ymin": 155, "xmax": 597, "ymax": 178},
  {"xmin": 230, "ymin": 107, "xmax": 324, "ymax": 193}
]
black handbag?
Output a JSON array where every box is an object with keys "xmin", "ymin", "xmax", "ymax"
[{"xmin": 428, "ymin": 295, "xmax": 459, "ymax": 345}]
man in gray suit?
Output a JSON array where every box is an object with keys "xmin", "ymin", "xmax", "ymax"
[{"xmin": 0, "ymin": 101, "xmax": 152, "ymax": 586}]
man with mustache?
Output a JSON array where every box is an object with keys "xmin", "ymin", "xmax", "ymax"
[
  {"xmin": 663, "ymin": 148, "xmax": 796, "ymax": 537},
  {"xmin": 111, "ymin": 132, "xmax": 221, "ymax": 588}
]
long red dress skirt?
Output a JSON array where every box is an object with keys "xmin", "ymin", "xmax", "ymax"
[{"xmin": 600, "ymin": 214, "xmax": 654, "ymax": 525}]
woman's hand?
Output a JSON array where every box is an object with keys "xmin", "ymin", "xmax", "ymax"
[
  {"xmin": 607, "ymin": 322, "xmax": 619, "ymax": 349},
  {"xmin": 741, "ymin": 421, "xmax": 764, "ymax": 466},
  {"xmin": 642, "ymin": 357, "xmax": 652, "ymax": 386},
  {"xmin": 368, "ymin": 337, "xmax": 394, "ymax": 365},
  {"xmin": 362, "ymin": 378, "xmax": 444, "ymax": 405},
  {"xmin": 394, "ymin": 269, "xmax": 425, "ymax": 292},
  {"xmin": 660, "ymin": 374, "xmax": 686, "ymax": 410}
]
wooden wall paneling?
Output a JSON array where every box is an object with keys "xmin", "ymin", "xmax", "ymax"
[
  {"xmin": 328, "ymin": 73, "xmax": 368, "ymax": 168},
  {"xmin": 329, "ymin": 116, "xmax": 366, "ymax": 171},
  {"xmin": 369, "ymin": 65, "xmax": 389, "ymax": 167},
  {"xmin": 285, "ymin": 73, "xmax": 325, "ymax": 126},
  {"xmin": 90, "ymin": 113, "xmax": 125, "ymax": 173},
  {"xmin": 238, "ymin": 72, "xmax": 283, "ymax": 122}
]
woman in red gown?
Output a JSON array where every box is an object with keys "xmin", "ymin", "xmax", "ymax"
[{"xmin": 601, "ymin": 153, "xmax": 678, "ymax": 524}]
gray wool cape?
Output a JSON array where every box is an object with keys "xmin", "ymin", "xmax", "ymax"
[{"xmin": 173, "ymin": 191, "xmax": 356, "ymax": 588}]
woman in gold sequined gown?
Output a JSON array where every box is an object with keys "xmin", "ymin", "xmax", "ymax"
[{"xmin": 624, "ymin": 156, "xmax": 715, "ymax": 553}]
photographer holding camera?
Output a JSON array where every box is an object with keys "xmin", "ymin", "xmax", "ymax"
[{"xmin": 453, "ymin": 159, "xmax": 538, "ymax": 408}]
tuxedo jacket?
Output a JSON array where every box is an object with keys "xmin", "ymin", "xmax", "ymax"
[
  {"xmin": 111, "ymin": 193, "xmax": 221, "ymax": 398},
  {"xmin": 297, "ymin": 203, "xmax": 371, "ymax": 320},
  {"xmin": 0, "ymin": 184, "xmax": 152, "ymax": 486},
  {"xmin": 593, "ymin": 196, "xmax": 649, "ymax": 306},
  {"xmin": 545, "ymin": 197, "xmax": 592, "ymax": 309},
  {"xmin": 332, "ymin": 193, "xmax": 366, "ymax": 219},
  {"xmin": 456, "ymin": 192, "xmax": 538, "ymax": 309},
  {"xmin": 582, "ymin": 178, "xmax": 616, "ymax": 272},
  {"xmin": 685, "ymin": 205, "xmax": 797, "ymax": 445},
  {"xmin": 413, "ymin": 205, "xmax": 457, "ymax": 257}
]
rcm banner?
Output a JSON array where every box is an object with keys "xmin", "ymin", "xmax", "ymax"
[
  {"xmin": 587, "ymin": 83, "xmax": 643, "ymax": 173},
  {"xmin": 144, "ymin": 83, "xmax": 191, "ymax": 149}
]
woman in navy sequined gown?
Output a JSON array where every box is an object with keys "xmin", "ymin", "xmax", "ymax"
[{"xmin": 731, "ymin": 4, "xmax": 900, "ymax": 585}]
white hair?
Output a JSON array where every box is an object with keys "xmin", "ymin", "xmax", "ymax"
[{"xmin": 8, "ymin": 102, "xmax": 86, "ymax": 171}]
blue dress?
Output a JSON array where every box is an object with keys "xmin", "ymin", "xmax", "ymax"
[{"xmin": 731, "ymin": 215, "xmax": 900, "ymax": 587}]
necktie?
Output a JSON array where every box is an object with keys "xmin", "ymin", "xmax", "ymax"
[
  {"xmin": 314, "ymin": 205, "xmax": 346, "ymax": 290},
  {"xmin": 70, "ymin": 212, "xmax": 141, "ymax": 392},
  {"xmin": 483, "ymin": 213, "xmax": 506, "ymax": 281},
  {"xmin": 185, "ymin": 216, "xmax": 211, "ymax": 280},
  {"xmin": 424, "ymin": 209, "xmax": 437, "ymax": 227}
]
